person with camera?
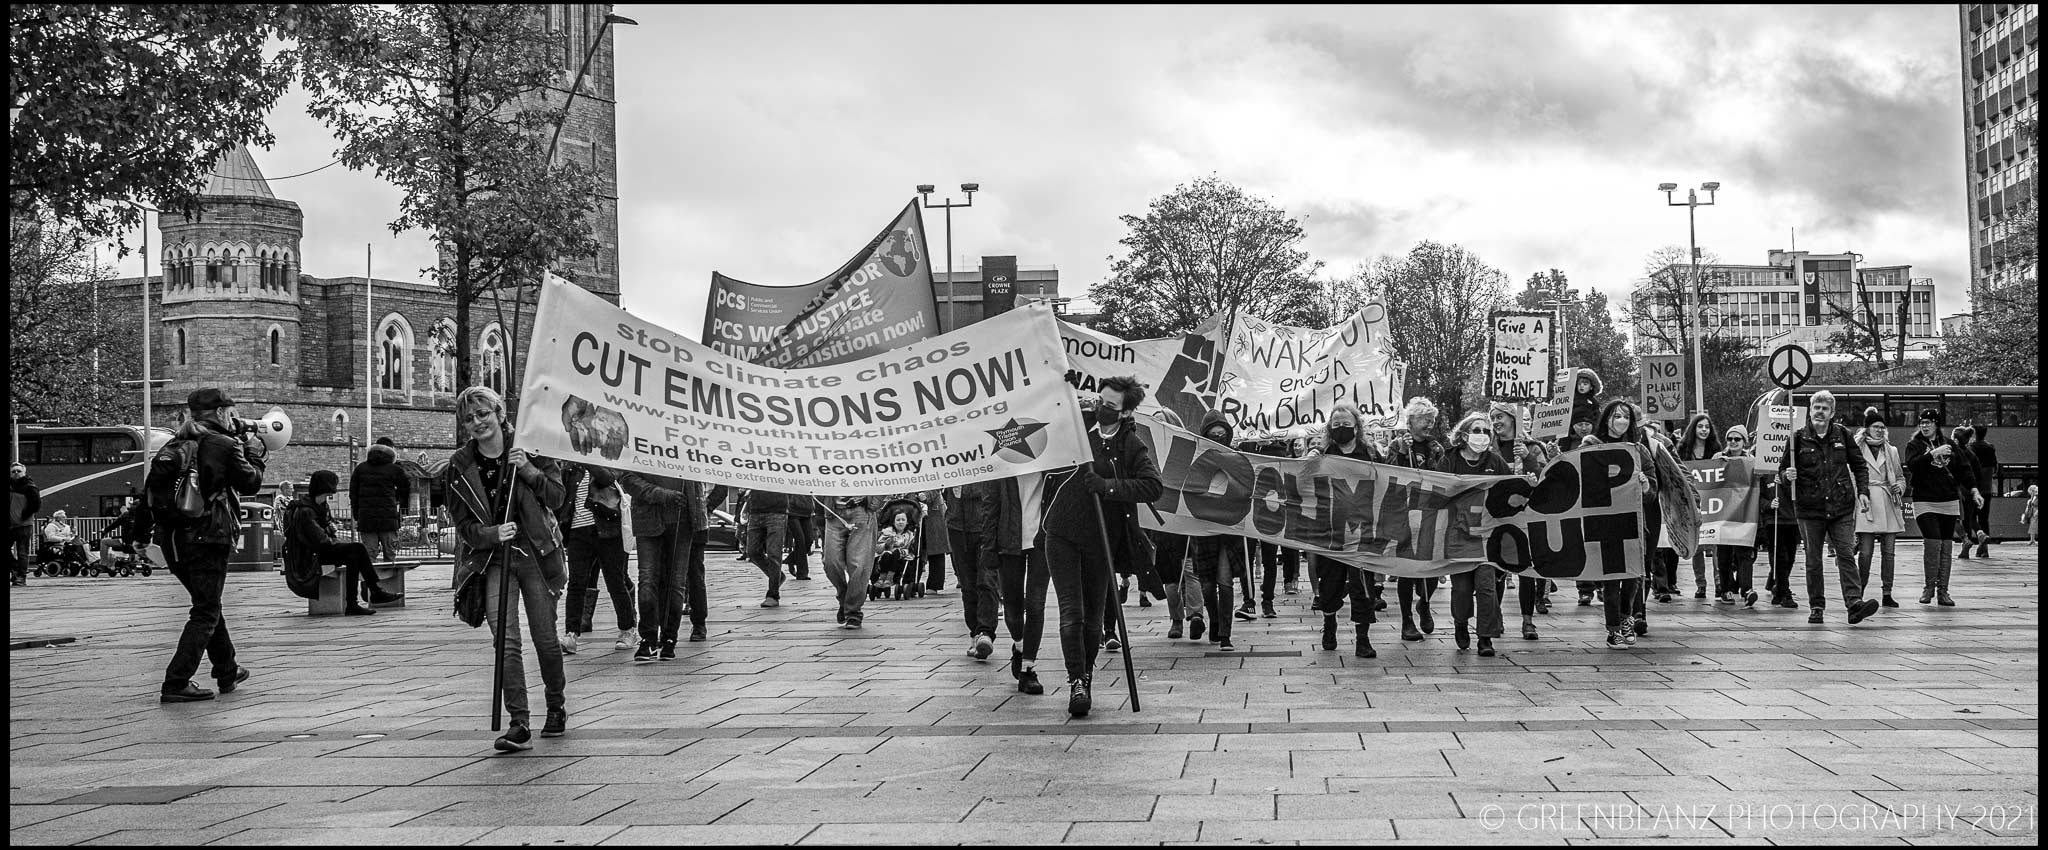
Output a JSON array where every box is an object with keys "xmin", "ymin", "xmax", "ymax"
[
  {"xmin": 156, "ymin": 388, "xmax": 268, "ymax": 703},
  {"xmin": 444, "ymin": 386, "xmax": 568, "ymax": 750}
]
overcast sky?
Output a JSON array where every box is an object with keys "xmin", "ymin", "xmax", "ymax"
[{"xmin": 111, "ymin": 4, "xmax": 1974, "ymax": 338}]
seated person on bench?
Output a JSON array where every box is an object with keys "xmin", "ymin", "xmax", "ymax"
[{"xmin": 284, "ymin": 470, "xmax": 400, "ymax": 615}]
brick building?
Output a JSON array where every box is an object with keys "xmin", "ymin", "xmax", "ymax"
[{"xmin": 92, "ymin": 3, "xmax": 624, "ymax": 513}]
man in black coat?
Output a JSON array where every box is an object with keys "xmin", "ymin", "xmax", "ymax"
[
  {"xmin": 155, "ymin": 388, "xmax": 267, "ymax": 703},
  {"xmin": 349, "ymin": 438, "xmax": 411, "ymax": 562},
  {"xmin": 1966, "ymin": 425, "xmax": 1999, "ymax": 558},
  {"xmin": 10, "ymin": 463, "xmax": 39, "ymax": 586},
  {"xmin": 1782, "ymin": 390, "xmax": 1875, "ymax": 625}
]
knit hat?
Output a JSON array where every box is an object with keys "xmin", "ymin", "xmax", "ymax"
[
  {"xmin": 1725, "ymin": 424, "xmax": 1748, "ymax": 441},
  {"xmin": 308, "ymin": 470, "xmax": 339, "ymax": 498},
  {"xmin": 1863, "ymin": 407, "xmax": 1886, "ymax": 428},
  {"xmin": 1918, "ymin": 408, "xmax": 1942, "ymax": 426}
]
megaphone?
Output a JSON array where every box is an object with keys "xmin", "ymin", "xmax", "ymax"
[{"xmin": 232, "ymin": 411, "xmax": 294, "ymax": 453}]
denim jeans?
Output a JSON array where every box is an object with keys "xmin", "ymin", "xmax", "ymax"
[
  {"xmin": 163, "ymin": 542, "xmax": 236, "ymax": 690},
  {"xmin": 745, "ymin": 512, "xmax": 787, "ymax": 599},
  {"xmin": 485, "ymin": 548, "xmax": 567, "ymax": 727},
  {"xmin": 997, "ymin": 548, "xmax": 1050, "ymax": 662},
  {"xmin": 1855, "ymin": 532, "xmax": 1897, "ymax": 593},
  {"xmin": 1601, "ymin": 577, "xmax": 1643, "ymax": 632},
  {"xmin": 1310, "ymin": 554, "xmax": 1375, "ymax": 625},
  {"xmin": 1191, "ymin": 535, "xmax": 1244, "ymax": 640},
  {"xmin": 822, "ymin": 505, "xmax": 875, "ymax": 625},
  {"xmin": 949, "ymin": 529, "xmax": 998, "ymax": 637},
  {"xmin": 1450, "ymin": 565, "xmax": 1502, "ymax": 638},
  {"xmin": 361, "ymin": 530, "xmax": 401, "ymax": 562},
  {"xmin": 1800, "ymin": 516, "xmax": 1864, "ymax": 611},
  {"xmin": 1915, "ymin": 513, "xmax": 1958, "ymax": 589},
  {"xmin": 636, "ymin": 528, "xmax": 695, "ymax": 643},
  {"xmin": 1045, "ymin": 533, "xmax": 1110, "ymax": 682},
  {"xmin": 1715, "ymin": 545, "xmax": 1757, "ymax": 595},
  {"xmin": 564, "ymin": 526, "xmax": 633, "ymax": 634}
]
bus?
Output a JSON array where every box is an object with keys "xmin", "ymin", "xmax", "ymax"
[
  {"xmin": 1802, "ymin": 385, "xmax": 2038, "ymax": 540},
  {"xmin": 15, "ymin": 425, "xmax": 174, "ymax": 520}
]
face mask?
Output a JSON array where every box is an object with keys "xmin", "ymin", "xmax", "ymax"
[
  {"xmin": 1204, "ymin": 429, "xmax": 1228, "ymax": 443},
  {"xmin": 1328, "ymin": 425, "xmax": 1356, "ymax": 446},
  {"xmin": 1093, "ymin": 406, "xmax": 1122, "ymax": 428},
  {"xmin": 1467, "ymin": 433, "xmax": 1493, "ymax": 453}
]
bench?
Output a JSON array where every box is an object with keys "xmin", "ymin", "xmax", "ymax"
[{"xmin": 288, "ymin": 560, "xmax": 424, "ymax": 616}]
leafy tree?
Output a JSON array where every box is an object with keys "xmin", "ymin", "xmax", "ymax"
[
  {"xmin": 301, "ymin": 4, "xmax": 600, "ymax": 395},
  {"xmin": 9, "ymin": 214, "xmax": 142, "ymax": 424},
  {"xmin": 1934, "ymin": 278, "xmax": 2039, "ymax": 385},
  {"xmin": 1348, "ymin": 241, "xmax": 1508, "ymax": 423},
  {"xmin": 1697, "ymin": 335, "xmax": 1763, "ymax": 441},
  {"xmin": 1511, "ymin": 270, "xmax": 1639, "ymax": 402},
  {"xmin": 8, "ymin": 4, "xmax": 363, "ymax": 241},
  {"xmin": 1090, "ymin": 175, "xmax": 1328, "ymax": 340}
]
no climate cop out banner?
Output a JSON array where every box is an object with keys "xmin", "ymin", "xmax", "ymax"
[
  {"xmin": 518, "ymin": 277, "xmax": 1091, "ymax": 495},
  {"xmin": 1129, "ymin": 413, "xmax": 1649, "ymax": 581},
  {"xmin": 701, "ymin": 200, "xmax": 940, "ymax": 368},
  {"xmin": 1685, "ymin": 458, "xmax": 1760, "ymax": 547}
]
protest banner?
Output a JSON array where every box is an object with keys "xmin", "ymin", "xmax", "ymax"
[
  {"xmin": 1527, "ymin": 368, "xmax": 1575, "ymax": 442},
  {"xmin": 1485, "ymin": 310, "xmax": 1557, "ymax": 401},
  {"xmin": 1685, "ymin": 458, "xmax": 1760, "ymax": 546},
  {"xmin": 1640, "ymin": 354, "xmax": 1685, "ymax": 420},
  {"xmin": 1747, "ymin": 403, "xmax": 1807, "ymax": 473},
  {"xmin": 519, "ymin": 277, "xmax": 1091, "ymax": 494},
  {"xmin": 1058, "ymin": 318, "xmax": 1222, "ymax": 429},
  {"xmin": 1214, "ymin": 307, "xmax": 1404, "ymax": 441},
  {"xmin": 1129, "ymin": 413, "xmax": 1648, "ymax": 581},
  {"xmin": 700, "ymin": 200, "xmax": 939, "ymax": 367}
]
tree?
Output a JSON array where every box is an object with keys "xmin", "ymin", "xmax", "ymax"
[
  {"xmin": 1625, "ymin": 245, "xmax": 1724, "ymax": 359},
  {"xmin": 1511, "ymin": 270, "xmax": 1639, "ymax": 402},
  {"xmin": 8, "ymin": 4, "xmax": 363, "ymax": 241},
  {"xmin": 1089, "ymin": 175, "xmax": 1328, "ymax": 340},
  {"xmin": 1934, "ymin": 278, "xmax": 2039, "ymax": 385},
  {"xmin": 301, "ymin": 4, "xmax": 600, "ymax": 396},
  {"xmin": 9, "ymin": 214, "xmax": 142, "ymax": 424},
  {"xmin": 1697, "ymin": 335, "xmax": 1763, "ymax": 440},
  {"xmin": 1349, "ymin": 241, "xmax": 1508, "ymax": 424},
  {"xmin": 1821, "ymin": 270, "xmax": 1895, "ymax": 367}
]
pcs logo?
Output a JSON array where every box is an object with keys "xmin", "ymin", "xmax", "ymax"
[{"xmin": 562, "ymin": 395, "xmax": 629, "ymax": 461}]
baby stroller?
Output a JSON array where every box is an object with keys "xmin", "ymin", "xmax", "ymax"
[{"xmin": 867, "ymin": 497, "xmax": 926, "ymax": 600}]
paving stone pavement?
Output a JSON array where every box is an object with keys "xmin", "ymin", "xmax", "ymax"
[{"xmin": 9, "ymin": 543, "xmax": 2039, "ymax": 845}]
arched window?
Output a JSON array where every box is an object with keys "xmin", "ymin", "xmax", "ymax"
[
  {"xmin": 428, "ymin": 319, "xmax": 457, "ymax": 394},
  {"xmin": 267, "ymin": 325, "xmax": 283, "ymax": 366},
  {"xmin": 480, "ymin": 323, "xmax": 508, "ymax": 396},
  {"xmin": 331, "ymin": 410, "xmax": 349, "ymax": 442},
  {"xmin": 205, "ymin": 250, "xmax": 221, "ymax": 287},
  {"xmin": 176, "ymin": 327, "xmax": 187, "ymax": 365},
  {"xmin": 378, "ymin": 314, "xmax": 412, "ymax": 392}
]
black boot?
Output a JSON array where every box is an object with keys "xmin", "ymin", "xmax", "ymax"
[
  {"xmin": 1067, "ymin": 676, "xmax": 1092, "ymax": 717},
  {"xmin": 1354, "ymin": 626, "xmax": 1375, "ymax": 659},
  {"xmin": 1320, "ymin": 615, "xmax": 1337, "ymax": 651},
  {"xmin": 1401, "ymin": 615, "xmax": 1423, "ymax": 642}
]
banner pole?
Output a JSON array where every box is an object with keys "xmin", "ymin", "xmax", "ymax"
[
  {"xmin": 1089, "ymin": 490, "xmax": 1141, "ymax": 713},
  {"xmin": 489, "ymin": 472, "xmax": 519, "ymax": 732}
]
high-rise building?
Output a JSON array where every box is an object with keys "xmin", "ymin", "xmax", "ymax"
[
  {"xmin": 1958, "ymin": 3, "xmax": 2039, "ymax": 306},
  {"xmin": 1633, "ymin": 250, "xmax": 1937, "ymax": 359},
  {"xmin": 932, "ymin": 258, "xmax": 1063, "ymax": 332}
]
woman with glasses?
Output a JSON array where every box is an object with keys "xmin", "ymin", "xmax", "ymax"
[{"xmin": 1436, "ymin": 412, "xmax": 1509, "ymax": 657}]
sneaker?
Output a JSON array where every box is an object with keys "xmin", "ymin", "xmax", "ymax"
[
  {"xmin": 540, "ymin": 709, "xmax": 567, "ymax": 738},
  {"xmin": 972, "ymin": 634, "xmax": 994, "ymax": 660},
  {"xmin": 1776, "ymin": 597, "xmax": 1800, "ymax": 609},
  {"xmin": 1718, "ymin": 592, "xmax": 1737, "ymax": 604},
  {"xmin": 1284, "ymin": 581, "xmax": 1298, "ymax": 595},
  {"xmin": 1578, "ymin": 593, "xmax": 1593, "ymax": 606},
  {"xmin": 836, "ymin": 610, "xmax": 846, "ymax": 625},
  {"xmin": 1655, "ymin": 592, "xmax": 1672, "ymax": 604},
  {"xmin": 1847, "ymin": 599, "xmax": 1879, "ymax": 624},
  {"xmin": 1104, "ymin": 635, "xmax": 1122, "ymax": 653},
  {"xmin": 494, "ymin": 724, "xmax": 533, "ymax": 752},
  {"xmin": 216, "ymin": 666, "xmax": 250, "ymax": 694},
  {"xmin": 659, "ymin": 640, "xmax": 677, "ymax": 660},
  {"xmin": 633, "ymin": 641, "xmax": 658, "ymax": 663},
  {"xmin": 1744, "ymin": 590, "xmax": 1758, "ymax": 608},
  {"xmin": 615, "ymin": 628, "xmax": 636, "ymax": 649},
  {"xmin": 1535, "ymin": 596, "xmax": 1550, "ymax": 614},
  {"xmin": 1189, "ymin": 617, "xmax": 1207, "ymax": 642},
  {"xmin": 1233, "ymin": 607, "xmax": 1255, "ymax": 622},
  {"xmin": 842, "ymin": 619, "xmax": 862, "ymax": 630},
  {"xmin": 1010, "ymin": 645, "xmax": 1023, "ymax": 679},
  {"xmin": 1167, "ymin": 620, "xmax": 1183, "ymax": 640},
  {"xmin": 690, "ymin": 625, "xmax": 707, "ymax": 642},
  {"xmin": 1620, "ymin": 629, "xmax": 1636, "ymax": 648},
  {"xmin": 1695, "ymin": 588, "xmax": 1707, "ymax": 599},
  {"xmin": 1018, "ymin": 669, "xmax": 1043, "ymax": 695},
  {"xmin": 1261, "ymin": 601, "xmax": 1276, "ymax": 619},
  {"xmin": 1521, "ymin": 620, "xmax": 1538, "ymax": 640},
  {"xmin": 1067, "ymin": 677, "xmax": 1092, "ymax": 717},
  {"xmin": 345, "ymin": 603, "xmax": 377, "ymax": 616},
  {"xmin": 160, "ymin": 682, "xmax": 216, "ymax": 703},
  {"xmin": 1606, "ymin": 630, "xmax": 1626, "ymax": 650},
  {"xmin": 1632, "ymin": 615, "xmax": 1647, "ymax": 637},
  {"xmin": 561, "ymin": 632, "xmax": 579, "ymax": 655},
  {"xmin": 760, "ymin": 596, "xmax": 779, "ymax": 608},
  {"xmin": 1808, "ymin": 611, "xmax": 1824, "ymax": 624}
]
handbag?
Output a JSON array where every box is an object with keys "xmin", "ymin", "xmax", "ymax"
[{"xmin": 452, "ymin": 569, "xmax": 486, "ymax": 628}]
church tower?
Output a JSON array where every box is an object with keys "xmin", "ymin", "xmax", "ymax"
[
  {"xmin": 537, "ymin": 3, "xmax": 623, "ymax": 303},
  {"xmin": 156, "ymin": 146, "xmax": 306, "ymax": 409}
]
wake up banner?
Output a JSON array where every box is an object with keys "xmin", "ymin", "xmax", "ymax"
[
  {"xmin": 519, "ymin": 277, "xmax": 1090, "ymax": 494},
  {"xmin": 701, "ymin": 200, "xmax": 940, "ymax": 367},
  {"xmin": 1130, "ymin": 413, "xmax": 1648, "ymax": 580}
]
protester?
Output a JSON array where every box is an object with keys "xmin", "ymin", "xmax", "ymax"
[
  {"xmin": 1783, "ymin": 390, "xmax": 1877, "ymax": 625},
  {"xmin": 1306, "ymin": 402, "xmax": 1382, "ymax": 658},
  {"xmin": 1043, "ymin": 376, "xmax": 1162, "ymax": 717},
  {"xmin": 282, "ymin": 470, "xmax": 392, "ymax": 616},
  {"xmin": 1567, "ymin": 368, "xmax": 1604, "ymax": 440},
  {"xmin": 1903, "ymin": 410, "xmax": 1973, "ymax": 606},
  {"xmin": 783, "ymin": 495, "xmax": 815, "ymax": 580},
  {"xmin": 1152, "ymin": 528, "xmax": 1202, "ymax": 640},
  {"xmin": 10, "ymin": 463, "xmax": 41, "ymax": 586},
  {"xmin": 821, "ymin": 494, "xmax": 886, "ymax": 629},
  {"xmin": 1965, "ymin": 425, "xmax": 1999, "ymax": 559},
  {"xmin": 1675, "ymin": 412, "xmax": 1723, "ymax": 599},
  {"xmin": 1386, "ymin": 397, "xmax": 1447, "ymax": 642},
  {"xmin": 1559, "ymin": 419, "xmax": 1596, "ymax": 453},
  {"xmin": 920, "ymin": 488, "xmax": 951, "ymax": 593},
  {"xmin": 1582, "ymin": 398, "xmax": 1697, "ymax": 649},
  {"xmin": 1949, "ymin": 426, "xmax": 1985, "ymax": 561},
  {"xmin": 349, "ymin": 437, "xmax": 411, "ymax": 563},
  {"xmin": 1852, "ymin": 409, "xmax": 1906, "ymax": 608},
  {"xmin": 1437, "ymin": 412, "xmax": 1507, "ymax": 656},
  {"xmin": 1758, "ymin": 461, "xmax": 1803, "ymax": 609},
  {"xmin": 1491, "ymin": 403, "xmax": 1552, "ymax": 620},
  {"xmin": 154, "ymin": 389, "xmax": 267, "ymax": 703},
  {"xmin": 556, "ymin": 461, "xmax": 635, "ymax": 653},
  {"xmin": 445, "ymin": 386, "xmax": 567, "ymax": 749},
  {"xmin": 741, "ymin": 487, "xmax": 795, "ymax": 609},
  {"xmin": 944, "ymin": 484, "xmax": 999, "ymax": 661},
  {"xmin": 619, "ymin": 470, "xmax": 707, "ymax": 654},
  {"xmin": 1245, "ymin": 437, "xmax": 1300, "ymax": 612},
  {"xmin": 975, "ymin": 473, "xmax": 1050, "ymax": 695},
  {"xmin": 1715, "ymin": 425, "xmax": 1760, "ymax": 607},
  {"xmin": 1189, "ymin": 411, "xmax": 1246, "ymax": 651}
]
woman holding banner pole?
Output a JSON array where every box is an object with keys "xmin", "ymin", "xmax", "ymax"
[
  {"xmin": 1307, "ymin": 403, "xmax": 1382, "ymax": 658},
  {"xmin": 1438, "ymin": 413, "xmax": 1508, "ymax": 656},
  {"xmin": 1387, "ymin": 398, "xmax": 1449, "ymax": 643}
]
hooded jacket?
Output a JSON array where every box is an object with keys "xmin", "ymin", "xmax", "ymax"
[
  {"xmin": 349, "ymin": 443, "xmax": 411, "ymax": 533},
  {"xmin": 1568, "ymin": 368, "xmax": 1605, "ymax": 429}
]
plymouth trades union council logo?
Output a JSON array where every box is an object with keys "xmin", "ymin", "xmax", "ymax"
[
  {"xmin": 986, "ymin": 417, "xmax": 1051, "ymax": 462},
  {"xmin": 879, "ymin": 227, "xmax": 922, "ymax": 277}
]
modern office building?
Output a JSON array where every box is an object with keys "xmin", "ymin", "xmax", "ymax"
[
  {"xmin": 1959, "ymin": 3, "xmax": 2039, "ymax": 306},
  {"xmin": 1634, "ymin": 250, "xmax": 1937, "ymax": 358},
  {"xmin": 932, "ymin": 257, "xmax": 1064, "ymax": 332}
]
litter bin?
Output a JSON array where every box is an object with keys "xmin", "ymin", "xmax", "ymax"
[{"xmin": 228, "ymin": 500, "xmax": 275, "ymax": 571}]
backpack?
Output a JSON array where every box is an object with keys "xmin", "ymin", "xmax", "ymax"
[{"xmin": 145, "ymin": 438, "xmax": 207, "ymax": 528}]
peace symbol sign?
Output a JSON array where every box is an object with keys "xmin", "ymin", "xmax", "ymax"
[{"xmin": 1768, "ymin": 344, "xmax": 1812, "ymax": 390}]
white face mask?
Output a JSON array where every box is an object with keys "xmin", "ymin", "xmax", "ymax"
[{"xmin": 1467, "ymin": 433, "xmax": 1493, "ymax": 453}]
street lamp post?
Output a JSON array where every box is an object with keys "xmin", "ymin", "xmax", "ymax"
[
  {"xmin": 917, "ymin": 183, "xmax": 978, "ymax": 333},
  {"xmin": 545, "ymin": 13, "xmax": 637, "ymax": 164},
  {"xmin": 1659, "ymin": 181, "xmax": 1719, "ymax": 416}
]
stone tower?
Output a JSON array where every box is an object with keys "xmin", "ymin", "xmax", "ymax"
[
  {"xmin": 156, "ymin": 146, "xmax": 306, "ymax": 405},
  {"xmin": 537, "ymin": 3, "xmax": 622, "ymax": 303}
]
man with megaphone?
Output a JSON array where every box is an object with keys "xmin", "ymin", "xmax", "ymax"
[{"xmin": 154, "ymin": 388, "xmax": 269, "ymax": 704}]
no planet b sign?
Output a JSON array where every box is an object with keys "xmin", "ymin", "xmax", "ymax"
[{"xmin": 1485, "ymin": 311, "xmax": 1557, "ymax": 402}]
